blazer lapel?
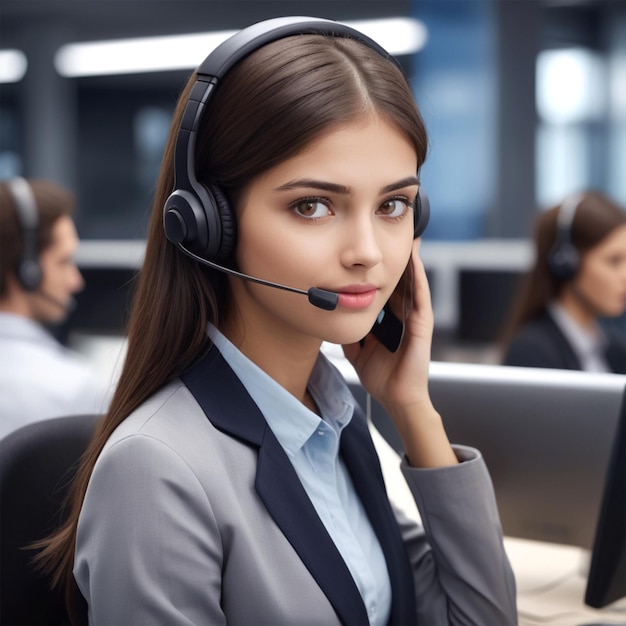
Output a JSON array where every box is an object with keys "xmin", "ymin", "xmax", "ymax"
[
  {"xmin": 544, "ymin": 313, "xmax": 583, "ymax": 370},
  {"xmin": 605, "ymin": 334, "xmax": 626, "ymax": 374},
  {"xmin": 181, "ymin": 346, "xmax": 369, "ymax": 625},
  {"xmin": 340, "ymin": 406, "xmax": 417, "ymax": 626}
]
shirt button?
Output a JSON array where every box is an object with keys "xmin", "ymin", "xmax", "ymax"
[{"xmin": 317, "ymin": 429, "xmax": 324, "ymax": 436}]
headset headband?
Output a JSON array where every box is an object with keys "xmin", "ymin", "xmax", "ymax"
[
  {"xmin": 197, "ymin": 17, "xmax": 401, "ymax": 81},
  {"xmin": 7, "ymin": 177, "xmax": 38, "ymax": 233},
  {"xmin": 548, "ymin": 192, "xmax": 585, "ymax": 281},
  {"xmin": 6, "ymin": 177, "xmax": 42, "ymax": 291},
  {"xmin": 556, "ymin": 192, "xmax": 584, "ymax": 241}
]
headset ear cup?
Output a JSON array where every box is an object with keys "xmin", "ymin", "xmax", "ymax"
[
  {"xmin": 207, "ymin": 184, "xmax": 236, "ymax": 261},
  {"xmin": 413, "ymin": 188, "xmax": 430, "ymax": 238},
  {"xmin": 17, "ymin": 258, "xmax": 42, "ymax": 291},
  {"xmin": 163, "ymin": 189, "xmax": 210, "ymax": 253},
  {"xmin": 548, "ymin": 242, "xmax": 580, "ymax": 281}
]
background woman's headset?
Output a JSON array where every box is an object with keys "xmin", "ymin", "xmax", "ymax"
[
  {"xmin": 163, "ymin": 16, "xmax": 430, "ymax": 266},
  {"xmin": 547, "ymin": 193, "xmax": 583, "ymax": 281}
]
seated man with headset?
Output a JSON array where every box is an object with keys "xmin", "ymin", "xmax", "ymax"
[{"xmin": 0, "ymin": 178, "xmax": 111, "ymax": 439}]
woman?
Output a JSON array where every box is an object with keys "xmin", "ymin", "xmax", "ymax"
[
  {"xmin": 37, "ymin": 17, "xmax": 517, "ymax": 625},
  {"xmin": 501, "ymin": 191, "xmax": 626, "ymax": 373}
]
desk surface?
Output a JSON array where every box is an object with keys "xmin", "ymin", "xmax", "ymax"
[{"xmin": 507, "ymin": 537, "xmax": 626, "ymax": 626}]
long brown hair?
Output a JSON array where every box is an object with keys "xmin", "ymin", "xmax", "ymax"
[
  {"xmin": 33, "ymin": 33, "xmax": 428, "ymax": 618},
  {"xmin": 500, "ymin": 191, "xmax": 626, "ymax": 349}
]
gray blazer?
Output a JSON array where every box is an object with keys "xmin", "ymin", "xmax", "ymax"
[{"xmin": 74, "ymin": 346, "xmax": 517, "ymax": 625}]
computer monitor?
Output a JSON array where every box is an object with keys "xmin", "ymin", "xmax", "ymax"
[
  {"xmin": 457, "ymin": 269, "xmax": 522, "ymax": 344},
  {"xmin": 345, "ymin": 360, "xmax": 626, "ymax": 549},
  {"xmin": 584, "ymin": 384, "xmax": 626, "ymax": 608}
]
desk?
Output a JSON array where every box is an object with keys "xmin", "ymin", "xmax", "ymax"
[{"xmin": 506, "ymin": 537, "xmax": 626, "ymax": 626}]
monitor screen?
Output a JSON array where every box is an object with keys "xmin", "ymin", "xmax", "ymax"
[
  {"xmin": 346, "ymin": 361, "xmax": 626, "ymax": 549},
  {"xmin": 458, "ymin": 269, "xmax": 521, "ymax": 344},
  {"xmin": 584, "ymin": 384, "xmax": 626, "ymax": 608}
]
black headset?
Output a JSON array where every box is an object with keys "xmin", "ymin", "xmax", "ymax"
[
  {"xmin": 547, "ymin": 193, "xmax": 583, "ymax": 281},
  {"xmin": 6, "ymin": 177, "xmax": 43, "ymax": 291},
  {"xmin": 163, "ymin": 16, "xmax": 430, "ymax": 264}
]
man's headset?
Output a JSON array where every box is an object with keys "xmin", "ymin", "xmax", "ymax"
[
  {"xmin": 6, "ymin": 177, "xmax": 43, "ymax": 291},
  {"xmin": 5, "ymin": 177, "xmax": 74, "ymax": 312},
  {"xmin": 163, "ymin": 16, "xmax": 430, "ymax": 311},
  {"xmin": 547, "ymin": 193, "xmax": 584, "ymax": 281}
]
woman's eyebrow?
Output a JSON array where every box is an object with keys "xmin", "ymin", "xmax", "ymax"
[
  {"xmin": 275, "ymin": 179, "xmax": 350, "ymax": 194},
  {"xmin": 381, "ymin": 176, "xmax": 420, "ymax": 193},
  {"xmin": 275, "ymin": 176, "xmax": 420, "ymax": 194}
]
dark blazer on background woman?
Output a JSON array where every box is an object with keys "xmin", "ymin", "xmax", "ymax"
[{"xmin": 503, "ymin": 312, "xmax": 626, "ymax": 373}]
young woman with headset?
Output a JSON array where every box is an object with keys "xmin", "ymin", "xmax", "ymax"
[
  {"xmin": 501, "ymin": 191, "xmax": 626, "ymax": 373},
  {"xmin": 36, "ymin": 17, "xmax": 516, "ymax": 625}
]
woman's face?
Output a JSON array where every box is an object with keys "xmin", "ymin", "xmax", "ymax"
[
  {"xmin": 572, "ymin": 223, "xmax": 626, "ymax": 318},
  {"xmin": 228, "ymin": 114, "xmax": 418, "ymax": 349}
]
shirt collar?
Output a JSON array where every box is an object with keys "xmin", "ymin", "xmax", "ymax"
[
  {"xmin": 207, "ymin": 324, "xmax": 355, "ymax": 458},
  {"xmin": 548, "ymin": 302, "xmax": 608, "ymax": 359},
  {"xmin": 0, "ymin": 312, "xmax": 59, "ymax": 346}
]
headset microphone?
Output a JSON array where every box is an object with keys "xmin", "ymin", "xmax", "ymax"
[
  {"xmin": 34, "ymin": 290, "xmax": 77, "ymax": 314},
  {"xmin": 176, "ymin": 242, "xmax": 338, "ymax": 310}
]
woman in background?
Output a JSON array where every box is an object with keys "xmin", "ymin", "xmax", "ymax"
[
  {"xmin": 501, "ymin": 191, "xmax": 626, "ymax": 373},
  {"xmin": 35, "ymin": 17, "xmax": 516, "ymax": 625}
]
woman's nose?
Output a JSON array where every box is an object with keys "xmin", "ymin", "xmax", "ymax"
[{"xmin": 340, "ymin": 215, "xmax": 383, "ymax": 268}]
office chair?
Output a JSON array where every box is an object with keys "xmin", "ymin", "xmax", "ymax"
[{"xmin": 0, "ymin": 414, "xmax": 100, "ymax": 626}]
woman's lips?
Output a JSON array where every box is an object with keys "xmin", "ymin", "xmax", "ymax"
[{"xmin": 335, "ymin": 285, "xmax": 378, "ymax": 309}]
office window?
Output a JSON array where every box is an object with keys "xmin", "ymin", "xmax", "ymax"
[
  {"xmin": 0, "ymin": 105, "xmax": 22, "ymax": 178},
  {"xmin": 134, "ymin": 107, "xmax": 171, "ymax": 202},
  {"xmin": 608, "ymin": 49, "xmax": 626, "ymax": 202},
  {"xmin": 535, "ymin": 47, "xmax": 608, "ymax": 207},
  {"xmin": 412, "ymin": 0, "xmax": 496, "ymax": 240},
  {"xmin": 74, "ymin": 83, "xmax": 176, "ymax": 239}
]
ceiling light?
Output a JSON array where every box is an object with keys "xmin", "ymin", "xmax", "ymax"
[
  {"xmin": 349, "ymin": 17, "xmax": 428, "ymax": 57},
  {"xmin": 0, "ymin": 49, "xmax": 28, "ymax": 83},
  {"xmin": 54, "ymin": 17, "xmax": 427, "ymax": 78},
  {"xmin": 55, "ymin": 31, "xmax": 237, "ymax": 78},
  {"xmin": 536, "ymin": 48, "xmax": 606, "ymax": 124}
]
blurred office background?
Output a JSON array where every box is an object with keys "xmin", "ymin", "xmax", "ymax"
[{"xmin": 1, "ymin": 0, "xmax": 624, "ymax": 370}]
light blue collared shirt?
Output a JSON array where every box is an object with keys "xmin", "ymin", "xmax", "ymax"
[{"xmin": 207, "ymin": 325, "xmax": 392, "ymax": 626}]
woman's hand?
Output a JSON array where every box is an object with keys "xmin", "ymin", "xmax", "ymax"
[
  {"xmin": 343, "ymin": 240, "xmax": 432, "ymax": 406},
  {"xmin": 342, "ymin": 240, "xmax": 457, "ymax": 468}
]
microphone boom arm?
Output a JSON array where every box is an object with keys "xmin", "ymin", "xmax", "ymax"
[{"xmin": 177, "ymin": 243, "xmax": 338, "ymax": 310}]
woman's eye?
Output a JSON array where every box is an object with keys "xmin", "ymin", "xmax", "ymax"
[
  {"xmin": 292, "ymin": 198, "xmax": 331, "ymax": 219},
  {"xmin": 606, "ymin": 254, "xmax": 625, "ymax": 267},
  {"xmin": 378, "ymin": 197, "xmax": 410, "ymax": 218}
]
